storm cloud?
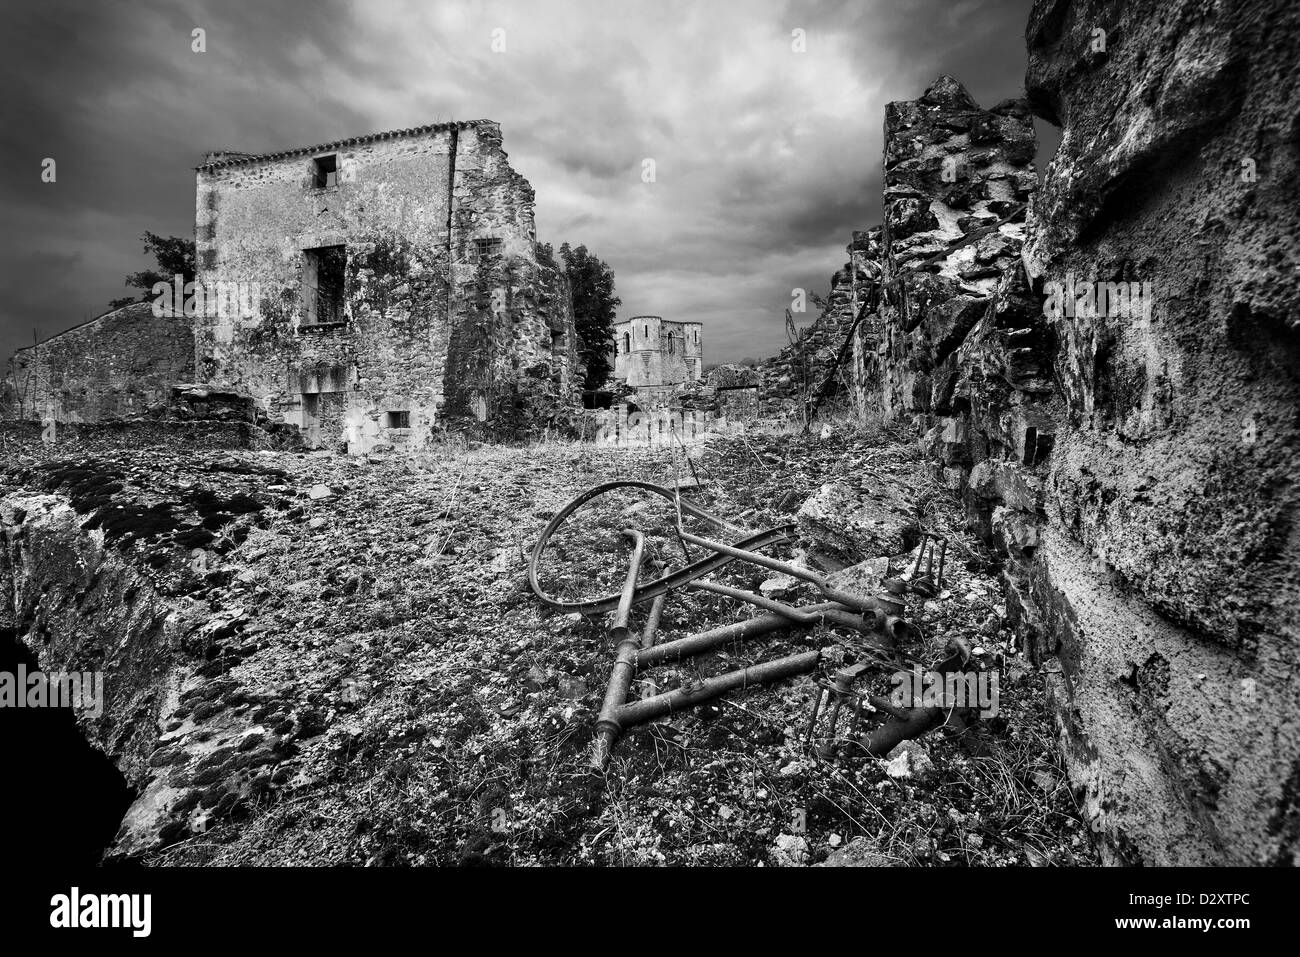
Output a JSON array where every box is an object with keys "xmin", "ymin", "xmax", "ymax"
[{"xmin": 0, "ymin": 0, "xmax": 1051, "ymax": 365}]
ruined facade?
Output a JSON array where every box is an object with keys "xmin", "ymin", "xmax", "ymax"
[
  {"xmin": 849, "ymin": 0, "xmax": 1300, "ymax": 865},
  {"xmin": 2, "ymin": 302, "xmax": 194, "ymax": 424},
  {"xmin": 612, "ymin": 315, "xmax": 703, "ymax": 406},
  {"xmin": 194, "ymin": 120, "xmax": 580, "ymax": 451}
]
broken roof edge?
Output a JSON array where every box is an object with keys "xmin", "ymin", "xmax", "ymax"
[
  {"xmin": 195, "ymin": 118, "xmax": 499, "ymax": 171},
  {"xmin": 10, "ymin": 300, "xmax": 159, "ymax": 355}
]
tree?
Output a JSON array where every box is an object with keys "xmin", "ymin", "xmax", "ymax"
[
  {"xmin": 109, "ymin": 232, "xmax": 196, "ymax": 310},
  {"xmin": 559, "ymin": 243, "xmax": 621, "ymax": 390}
]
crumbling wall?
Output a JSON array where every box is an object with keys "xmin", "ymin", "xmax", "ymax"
[
  {"xmin": 854, "ymin": 3, "xmax": 1300, "ymax": 864},
  {"xmin": 3, "ymin": 303, "xmax": 194, "ymax": 423},
  {"xmin": 852, "ymin": 72, "xmax": 1050, "ymax": 586},
  {"xmin": 443, "ymin": 244, "xmax": 583, "ymax": 438},
  {"xmin": 854, "ymin": 75, "xmax": 1038, "ymax": 432},
  {"xmin": 1018, "ymin": 0, "xmax": 1300, "ymax": 865},
  {"xmin": 441, "ymin": 125, "xmax": 582, "ymax": 437},
  {"xmin": 762, "ymin": 229, "xmax": 881, "ymax": 418}
]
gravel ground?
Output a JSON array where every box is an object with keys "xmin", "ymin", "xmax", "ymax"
[{"xmin": 6, "ymin": 420, "xmax": 1097, "ymax": 866}]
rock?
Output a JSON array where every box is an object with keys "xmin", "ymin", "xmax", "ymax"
[
  {"xmin": 768, "ymin": 833, "xmax": 809, "ymax": 867},
  {"xmin": 991, "ymin": 505, "xmax": 1039, "ymax": 553},
  {"xmin": 884, "ymin": 741, "xmax": 935, "ymax": 780},
  {"xmin": 556, "ymin": 674, "xmax": 588, "ymax": 699},
  {"xmin": 1031, "ymin": 768, "xmax": 1058, "ymax": 792},
  {"xmin": 776, "ymin": 490, "xmax": 803, "ymax": 512},
  {"xmin": 758, "ymin": 573, "xmax": 801, "ymax": 598},
  {"xmin": 620, "ymin": 500, "xmax": 651, "ymax": 519},
  {"xmin": 816, "ymin": 836, "xmax": 894, "ymax": 867},
  {"xmin": 307, "ymin": 484, "xmax": 334, "ymax": 500},
  {"xmin": 307, "ymin": 516, "xmax": 327, "ymax": 530},
  {"xmin": 967, "ymin": 461, "xmax": 1041, "ymax": 513},
  {"xmin": 825, "ymin": 557, "xmax": 890, "ymax": 602},
  {"xmin": 797, "ymin": 481, "xmax": 913, "ymax": 562},
  {"xmin": 487, "ymin": 547, "xmax": 520, "ymax": 573}
]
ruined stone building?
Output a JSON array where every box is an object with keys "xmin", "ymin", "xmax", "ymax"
[
  {"xmin": 611, "ymin": 315, "xmax": 703, "ymax": 406},
  {"xmin": 2, "ymin": 120, "xmax": 581, "ymax": 448},
  {"xmin": 2, "ymin": 301, "xmax": 194, "ymax": 423},
  {"xmin": 194, "ymin": 120, "xmax": 581, "ymax": 450}
]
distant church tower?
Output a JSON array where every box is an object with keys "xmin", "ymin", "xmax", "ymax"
[{"xmin": 611, "ymin": 315, "xmax": 702, "ymax": 404}]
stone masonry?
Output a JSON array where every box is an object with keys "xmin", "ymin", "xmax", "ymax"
[
  {"xmin": 850, "ymin": 0, "xmax": 1300, "ymax": 865},
  {"xmin": 1018, "ymin": 0, "xmax": 1300, "ymax": 865},
  {"xmin": 2, "ymin": 302, "xmax": 195, "ymax": 424}
]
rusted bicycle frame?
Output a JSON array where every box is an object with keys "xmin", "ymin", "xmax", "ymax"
[{"xmin": 528, "ymin": 480, "xmax": 926, "ymax": 769}]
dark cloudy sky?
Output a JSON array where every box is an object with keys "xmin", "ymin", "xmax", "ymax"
[{"xmin": 0, "ymin": 0, "xmax": 1054, "ymax": 366}]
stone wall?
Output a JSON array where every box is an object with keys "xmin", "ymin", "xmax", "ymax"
[
  {"xmin": 851, "ymin": 2, "xmax": 1300, "ymax": 864},
  {"xmin": 1019, "ymin": 0, "xmax": 1300, "ymax": 865},
  {"xmin": 3, "ymin": 302, "xmax": 194, "ymax": 423},
  {"xmin": 194, "ymin": 121, "xmax": 579, "ymax": 451},
  {"xmin": 853, "ymin": 75, "xmax": 1038, "ymax": 434}
]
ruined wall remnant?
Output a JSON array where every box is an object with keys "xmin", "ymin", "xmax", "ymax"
[
  {"xmin": 194, "ymin": 120, "xmax": 580, "ymax": 451},
  {"xmin": 3, "ymin": 302, "xmax": 194, "ymax": 424},
  {"xmin": 853, "ymin": 75, "xmax": 1040, "ymax": 436},
  {"xmin": 762, "ymin": 229, "xmax": 881, "ymax": 419},
  {"xmin": 852, "ymin": 1, "xmax": 1300, "ymax": 864},
  {"xmin": 851, "ymin": 72, "xmax": 1050, "ymax": 572},
  {"xmin": 1020, "ymin": 0, "xmax": 1300, "ymax": 865}
]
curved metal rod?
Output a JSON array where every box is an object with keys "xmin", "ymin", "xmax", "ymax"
[
  {"xmin": 528, "ymin": 479, "xmax": 797, "ymax": 614},
  {"xmin": 610, "ymin": 529, "xmax": 647, "ymax": 640}
]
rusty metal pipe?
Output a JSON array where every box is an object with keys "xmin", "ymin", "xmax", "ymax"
[
  {"xmin": 687, "ymin": 580, "xmax": 885, "ymax": 640},
  {"xmin": 864, "ymin": 693, "xmax": 912, "ymax": 722},
  {"xmin": 677, "ymin": 529, "xmax": 904, "ymax": 619},
  {"xmin": 592, "ymin": 530, "xmax": 647, "ymax": 769},
  {"xmin": 608, "ymin": 529, "xmax": 645, "ymax": 640},
  {"xmin": 863, "ymin": 706, "xmax": 950, "ymax": 757},
  {"xmin": 614, "ymin": 649, "xmax": 822, "ymax": 727},
  {"xmin": 640, "ymin": 593, "xmax": 667, "ymax": 649},
  {"xmin": 635, "ymin": 602, "xmax": 843, "ymax": 668}
]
